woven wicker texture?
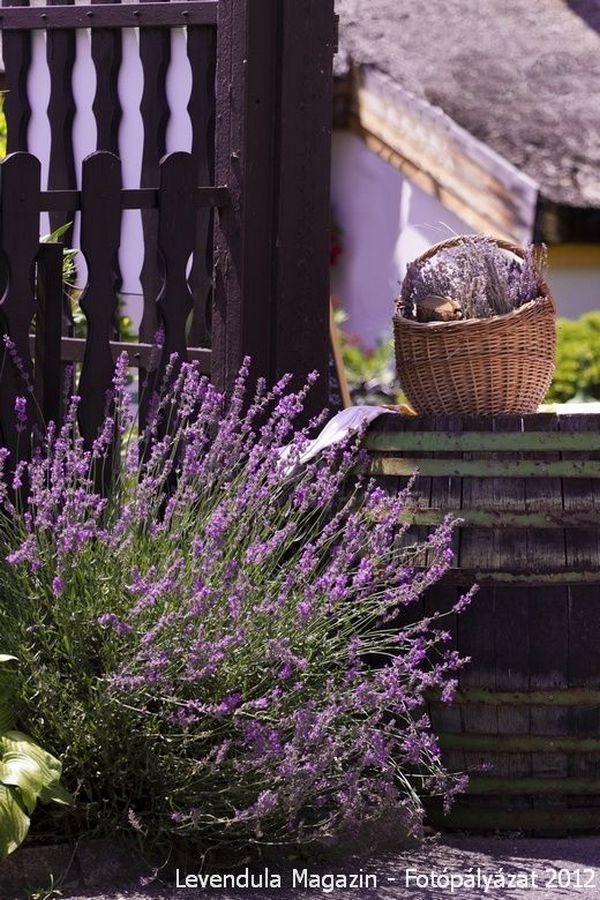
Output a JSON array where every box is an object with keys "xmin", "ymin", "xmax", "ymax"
[{"xmin": 393, "ymin": 237, "xmax": 557, "ymax": 415}]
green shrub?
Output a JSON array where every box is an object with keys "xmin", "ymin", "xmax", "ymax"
[{"xmin": 546, "ymin": 312, "xmax": 600, "ymax": 404}]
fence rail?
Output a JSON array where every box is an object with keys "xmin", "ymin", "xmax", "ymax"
[{"xmin": 0, "ymin": 2, "xmax": 218, "ymax": 28}]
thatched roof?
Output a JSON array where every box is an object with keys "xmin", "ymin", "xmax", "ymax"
[{"xmin": 335, "ymin": 0, "xmax": 600, "ymax": 211}]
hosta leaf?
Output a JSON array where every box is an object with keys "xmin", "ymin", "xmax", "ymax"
[
  {"xmin": 0, "ymin": 750, "xmax": 45, "ymax": 815},
  {"xmin": 0, "ymin": 732, "xmax": 63, "ymax": 814},
  {"xmin": 0, "ymin": 783, "xmax": 30, "ymax": 860},
  {"xmin": 39, "ymin": 781, "xmax": 74, "ymax": 807}
]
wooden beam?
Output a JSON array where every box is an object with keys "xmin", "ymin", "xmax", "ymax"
[
  {"xmin": 427, "ymin": 806, "xmax": 600, "ymax": 831},
  {"xmin": 0, "ymin": 1, "xmax": 218, "ymax": 28},
  {"xmin": 467, "ymin": 777, "xmax": 600, "ymax": 795},
  {"xmin": 438, "ymin": 568, "xmax": 599, "ymax": 586},
  {"xmin": 428, "ymin": 687, "xmax": 600, "ymax": 706},
  {"xmin": 38, "ymin": 186, "xmax": 229, "ymax": 211},
  {"xmin": 212, "ymin": 0, "xmax": 279, "ymax": 392},
  {"xmin": 28, "ymin": 335, "xmax": 212, "ymax": 373},
  {"xmin": 400, "ymin": 508, "xmax": 600, "ymax": 530},
  {"xmin": 440, "ymin": 733, "xmax": 600, "ymax": 753},
  {"xmin": 271, "ymin": 0, "xmax": 335, "ymax": 416},
  {"xmin": 548, "ymin": 243, "xmax": 600, "ymax": 267},
  {"xmin": 365, "ymin": 429, "xmax": 600, "ymax": 452},
  {"xmin": 213, "ymin": 1, "xmax": 335, "ymax": 415},
  {"xmin": 344, "ymin": 66, "xmax": 539, "ymax": 245},
  {"xmin": 369, "ymin": 457, "xmax": 600, "ymax": 478}
]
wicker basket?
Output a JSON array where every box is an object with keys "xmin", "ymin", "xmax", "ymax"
[{"xmin": 393, "ymin": 237, "xmax": 557, "ymax": 415}]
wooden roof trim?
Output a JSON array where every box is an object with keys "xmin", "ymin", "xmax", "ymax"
[
  {"xmin": 343, "ymin": 66, "xmax": 539, "ymax": 246},
  {"xmin": 547, "ymin": 244, "xmax": 600, "ymax": 267}
]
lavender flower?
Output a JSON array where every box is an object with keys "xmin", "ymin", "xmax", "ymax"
[
  {"xmin": 0, "ymin": 358, "xmax": 472, "ymax": 852},
  {"xmin": 14, "ymin": 396, "xmax": 27, "ymax": 433}
]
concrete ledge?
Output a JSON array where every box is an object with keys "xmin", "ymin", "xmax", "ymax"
[{"xmin": 0, "ymin": 837, "xmax": 154, "ymax": 899}]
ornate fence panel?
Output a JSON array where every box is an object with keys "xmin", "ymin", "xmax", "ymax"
[
  {"xmin": 0, "ymin": 150, "xmax": 218, "ymax": 460},
  {"xmin": 0, "ymin": 0, "xmax": 336, "ymax": 459}
]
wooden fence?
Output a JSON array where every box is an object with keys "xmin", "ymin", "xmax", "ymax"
[
  {"xmin": 366, "ymin": 413, "xmax": 600, "ymax": 833},
  {"xmin": 0, "ymin": 0, "xmax": 337, "ymax": 457}
]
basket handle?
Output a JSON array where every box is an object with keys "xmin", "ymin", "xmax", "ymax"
[{"xmin": 415, "ymin": 235, "xmax": 525, "ymax": 264}]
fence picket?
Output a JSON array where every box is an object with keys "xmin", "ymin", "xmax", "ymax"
[
  {"xmin": 91, "ymin": 0, "xmax": 122, "ymax": 154},
  {"xmin": 90, "ymin": 0, "xmax": 123, "ymax": 298},
  {"xmin": 46, "ymin": 0, "xmax": 77, "ymax": 238},
  {"xmin": 187, "ymin": 23, "xmax": 216, "ymax": 348},
  {"xmin": 2, "ymin": 0, "xmax": 32, "ymax": 153},
  {"xmin": 46, "ymin": 0, "xmax": 77, "ymax": 352},
  {"xmin": 34, "ymin": 242, "xmax": 64, "ymax": 427},
  {"xmin": 156, "ymin": 152, "xmax": 196, "ymax": 374},
  {"xmin": 0, "ymin": 154, "xmax": 41, "ymax": 457},
  {"xmin": 138, "ymin": 3, "xmax": 171, "ymax": 346},
  {"xmin": 78, "ymin": 152, "xmax": 122, "ymax": 449}
]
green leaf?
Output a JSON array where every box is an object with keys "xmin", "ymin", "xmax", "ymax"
[
  {"xmin": 40, "ymin": 222, "xmax": 72, "ymax": 243},
  {"xmin": 39, "ymin": 781, "xmax": 74, "ymax": 807},
  {"xmin": 0, "ymin": 732, "xmax": 64, "ymax": 814},
  {"xmin": 0, "ymin": 751, "xmax": 44, "ymax": 814},
  {"xmin": 0, "ymin": 783, "xmax": 30, "ymax": 860}
]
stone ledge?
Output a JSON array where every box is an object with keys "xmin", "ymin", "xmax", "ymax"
[{"xmin": 0, "ymin": 837, "xmax": 154, "ymax": 899}]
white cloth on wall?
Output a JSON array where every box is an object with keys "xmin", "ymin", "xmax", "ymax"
[{"xmin": 281, "ymin": 405, "xmax": 398, "ymax": 473}]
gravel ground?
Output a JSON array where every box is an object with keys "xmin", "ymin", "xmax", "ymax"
[{"xmin": 48, "ymin": 836, "xmax": 600, "ymax": 900}]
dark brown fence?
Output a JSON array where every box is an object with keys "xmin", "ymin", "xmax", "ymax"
[
  {"xmin": 0, "ymin": 0, "xmax": 337, "ymax": 458},
  {"xmin": 0, "ymin": 150, "xmax": 217, "ymax": 459}
]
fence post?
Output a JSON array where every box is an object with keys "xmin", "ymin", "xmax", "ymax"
[
  {"xmin": 213, "ymin": 0, "xmax": 336, "ymax": 419},
  {"xmin": 271, "ymin": 0, "xmax": 336, "ymax": 417},
  {"xmin": 212, "ymin": 0, "xmax": 279, "ymax": 394}
]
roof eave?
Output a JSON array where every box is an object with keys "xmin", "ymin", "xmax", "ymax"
[
  {"xmin": 336, "ymin": 62, "xmax": 600, "ymax": 247},
  {"xmin": 534, "ymin": 198, "xmax": 600, "ymax": 245}
]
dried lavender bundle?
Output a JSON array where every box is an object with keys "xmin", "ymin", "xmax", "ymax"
[{"xmin": 399, "ymin": 236, "xmax": 546, "ymax": 321}]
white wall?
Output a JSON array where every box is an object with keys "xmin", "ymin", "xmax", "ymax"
[
  {"xmin": 546, "ymin": 267, "xmax": 600, "ymax": 319},
  {"xmin": 330, "ymin": 130, "xmax": 474, "ymax": 348},
  {"xmin": 330, "ymin": 130, "xmax": 600, "ymax": 347}
]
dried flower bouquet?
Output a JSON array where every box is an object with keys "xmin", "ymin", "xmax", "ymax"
[{"xmin": 398, "ymin": 235, "xmax": 547, "ymax": 323}]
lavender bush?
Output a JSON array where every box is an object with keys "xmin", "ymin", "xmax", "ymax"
[
  {"xmin": 399, "ymin": 235, "xmax": 547, "ymax": 321},
  {"xmin": 0, "ymin": 356, "xmax": 472, "ymax": 850}
]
